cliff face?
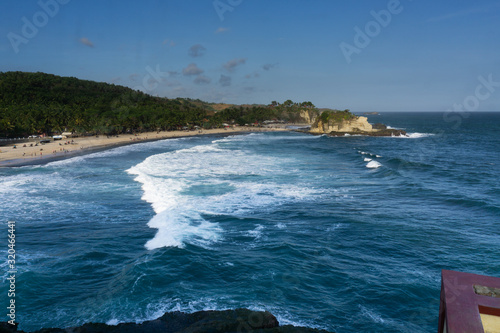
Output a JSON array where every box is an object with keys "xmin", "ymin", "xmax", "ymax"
[
  {"xmin": 299, "ymin": 110, "xmax": 318, "ymax": 124},
  {"xmin": 309, "ymin": 112, "xmax": 407, "ymax": 136},
  {"xmin": 310, "ymin": 116, "xmax": 375, "ymax": 134}
]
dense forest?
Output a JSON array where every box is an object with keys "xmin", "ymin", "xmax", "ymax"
[{"xmin": 0, "ymin": 72, "xmax": 321, "ymax": 138}]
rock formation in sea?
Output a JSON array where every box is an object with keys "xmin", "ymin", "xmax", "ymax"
[
  {"xmin": 310, "ymin": 111, "xmax": 406, "ymax": 136},
  {"xmin": 0, "ymin": 309, "xmax": 333, "ymax": 333}
]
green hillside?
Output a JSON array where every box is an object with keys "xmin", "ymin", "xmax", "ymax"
[{"xmin": 0, "ymin": 72, "xmax": 320, "ymax": 137}]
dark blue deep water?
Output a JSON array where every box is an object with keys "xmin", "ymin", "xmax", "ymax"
[{"xmin": 1, "ymin": 112, "xmax": 499, "ymax": 332}]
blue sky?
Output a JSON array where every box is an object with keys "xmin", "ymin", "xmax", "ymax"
[{"xmin": 2, "ymin": 0, "xmax": 500, "ymax": 111}]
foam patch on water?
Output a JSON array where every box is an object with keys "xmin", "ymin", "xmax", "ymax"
[
  {"xmin": 387, "ymin": 132, "xmax": 435, "ymax": 139},
  {"xmin": 248, "ymin": 305, "xmax": 325, "ymax": 331},
  {"xmin": 127, "ymin": 138, "xmax": 322, "ymax": 250},
  {"xmin": 105, "ymin": 296, "xmax": 229, "ymax": 327},
  {"xmin": 405, "ymin": 132, "xmax": 435, "ymax": 138},
  {"xmin": 200, "ymin": 182, "xmax": 323, "ymax": 216},
  {"xmin": 44, "ymin": 138, "xmax": 184, "ymax": 168},
  {"xmin": 364, "ymin": 158, "xmax": 372, "ymax": 162},
  {"xmin": 366, "ymin": 161, "xmax": 382, "ymax": 169},
  {"xmin": 0, "ymin": 174, "xmax": 36, "ymax": 194},
  {"xmin": 246, "ymin": 224, "xmax": 265, "ymax": 239},
  {"xmin": 359, "ymin": 305, "xmax": 387, "ymax": 324},
  {"xmin": 326, "ymin": 223, "xmax": 343, "ymax": 232},
  {"xmin": 106, "ymin": 319, "xmax": 120, "ymax": 326},
  {"xmin": 0, "ymin": 172, "xmax": 82, "ymax": 217}
]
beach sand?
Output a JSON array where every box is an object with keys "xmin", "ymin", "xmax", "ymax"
[{"xmin": 0, "ymin": 126, "xmax": 291, "ymax": 167}]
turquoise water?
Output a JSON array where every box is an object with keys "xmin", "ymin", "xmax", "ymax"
[{"xmin": 1, "ymin": 112, "xmax": 499, "ymax": 332}]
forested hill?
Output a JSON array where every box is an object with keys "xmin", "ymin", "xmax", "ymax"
[{"xmin": 0, "ymin": 71, "xmax": 319, "ymax": 137}]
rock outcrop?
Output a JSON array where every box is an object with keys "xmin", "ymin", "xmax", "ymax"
[
  {"xmin": 0, "ymin": 309, "xmax": 333, "ymax": 333},
  {"xmin": 311, "ymin": 116, "xmax": 375, "ymax": 134},
  {"xmin": 310, "ymin": 111, "xmax": 406, "ymax": 137}
]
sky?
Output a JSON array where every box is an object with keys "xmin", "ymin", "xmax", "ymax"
[{"xmin": 1, "ymin": 0, "xmax": 500, "ymax": 111}]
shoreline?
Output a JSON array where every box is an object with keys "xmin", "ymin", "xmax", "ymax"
[{"xmin": 0, "ymin": 126, "xmax": 293, "ymax": 168}]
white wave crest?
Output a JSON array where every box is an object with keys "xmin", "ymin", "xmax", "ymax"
[
  {"xmin": 145, "ymin": 209, "xmax": 222, "ymax": 250},
  {"xmin": 366, "ymin": 161, "xmax": 382, "ymax": 169},
  {"xmin": 405, "ymin": 132, "xmax": 435, "ymax": 138},
  {"xmin": 127, "ymin": 141, "xmax": 321, "ymax": 250}
]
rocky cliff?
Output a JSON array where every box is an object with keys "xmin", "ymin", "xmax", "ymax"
[
  {"xmin": 311, "ymin": 116, "xmax": 375, "ymax": 134},
  {"xmin": 299, "ymin": 109, "xmax": 318, "ymax": 124},
  {"xmin": 0, "ymin": 309, "xmax": 333, "ymax": 333},
  {"xmin": 310, "ymin": 111, "xmax": 406, "ymax": 136}
]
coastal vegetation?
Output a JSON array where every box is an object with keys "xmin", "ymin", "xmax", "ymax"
[
  {"xmin": 0, "ymin": 72, "xmax": 321, "ymax": 138},
  {"xmin": 319, "ymin": 109, "xmax": 355, "ymax": 124}
]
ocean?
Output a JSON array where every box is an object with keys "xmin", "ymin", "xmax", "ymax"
[{"xmin": 1, "ymin": 112, "xmax": 499, "ymax": 332}]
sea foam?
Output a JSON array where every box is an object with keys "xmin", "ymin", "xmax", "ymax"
[{"xmin": 127, "ymin": 137, "xmax": 320, "ymax": 250}]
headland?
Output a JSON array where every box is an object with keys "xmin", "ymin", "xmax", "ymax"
[{"xmin": 309, "ymin": 110, "xmax": 406, "ymax": 137}]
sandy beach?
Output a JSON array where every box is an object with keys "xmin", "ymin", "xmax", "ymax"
[{"xmin": 0, "ymin": 126, "xmax": 292, "ymax": 167}]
